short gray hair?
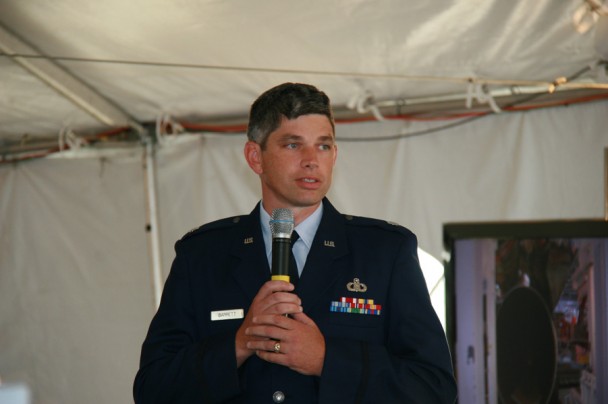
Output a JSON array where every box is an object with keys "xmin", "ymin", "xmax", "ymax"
[{"xmin": 246, "ymin": 83, "xmax": 335, "ymax": 148}]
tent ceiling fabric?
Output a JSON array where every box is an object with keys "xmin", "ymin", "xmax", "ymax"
[{"xmin": 0, "ymin": 0, "xmax": 607, "ymax": 144}]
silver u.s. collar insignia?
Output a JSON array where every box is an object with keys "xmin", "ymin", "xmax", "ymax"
[{"xmin": 347, "ymin": 278, "xmax": 367, "ymax": 292}]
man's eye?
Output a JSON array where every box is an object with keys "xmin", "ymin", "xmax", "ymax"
[
  {"xmin": 286, "ymin": 143, "xmax": 298, "ymax": 149},
  {"xmin": 319, "ymin": 144, "xmax": 332, "ymax": 150}
]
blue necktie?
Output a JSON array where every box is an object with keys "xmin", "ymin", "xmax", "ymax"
[{"xmin": 289, "ymin": 231, "xmax": 300, "ymax": 286}]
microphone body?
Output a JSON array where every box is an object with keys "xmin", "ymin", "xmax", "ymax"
[
  {"xmin": 269, "ymin": 208, "xmax": 294, "ymax": 283},
  {"xmin": 271, "ymin": 237, "xmax": 291, "ymax": 282}
]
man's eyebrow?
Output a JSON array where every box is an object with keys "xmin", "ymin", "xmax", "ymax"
[
  {"xmin": 277, "ymin": 133, "xmax": 303, "ymax": 142},
  {"xmin": 276, "ymin": 133, "xmax": 335, "ymax": 142}
]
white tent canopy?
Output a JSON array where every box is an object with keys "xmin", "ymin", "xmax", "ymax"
[
  {"xmin": 0, "ymin": 0, "xmax": 607, "ymax": 144},
  {"xmin": 0, "ymin": 1, "xmax": 607, "ymax": 403}
]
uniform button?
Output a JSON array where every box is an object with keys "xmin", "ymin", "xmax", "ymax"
[{"xmin": 272, "ymin": 390, "xmax": 285, "ymax": 403}]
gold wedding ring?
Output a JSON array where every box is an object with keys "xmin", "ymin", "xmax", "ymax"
[{"xmin": 273, "ymin": 341, "xmax": 281, "ymax": 353}]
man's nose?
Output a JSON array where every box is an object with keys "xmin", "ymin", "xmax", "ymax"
[{"xmin": 301, "ymin": 147, "xmax": 319, "ymax": 168}]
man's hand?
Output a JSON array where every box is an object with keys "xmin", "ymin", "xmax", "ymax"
[
  {"xmin": 245, "ymin": 311, "xmax": 326, "ymax": 376},
  {"xmin": 235, "ymin": 281, "xmax": 303, "ymax": 367}
]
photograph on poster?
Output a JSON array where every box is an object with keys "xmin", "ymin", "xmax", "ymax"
[{"xmin": 444, "ymin": 221, "xmax": 608, "ymax": 404}]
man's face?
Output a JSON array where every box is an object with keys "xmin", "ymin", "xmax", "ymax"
[{"xmin": 245, "ymin": 114, "xmax": 337, "ymax": 214}]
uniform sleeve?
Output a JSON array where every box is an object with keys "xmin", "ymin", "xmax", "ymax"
[
  {"xmin": 133, "ymin": 245, "xmax": 242, "ymax": 404},
  {"xmin": 318, "ymin": 233, "xmax": 457, "ymax": 403}
]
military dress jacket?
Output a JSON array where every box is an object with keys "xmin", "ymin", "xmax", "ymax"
[{"xmin": 134, "ymin": 198, "xmax": 457, "ymax": 403}]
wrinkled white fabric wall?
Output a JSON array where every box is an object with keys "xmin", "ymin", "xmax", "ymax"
[
  {"xmin": 331, "ymin": 102, "xmax": 607, "ymax": 259},
  {"xmin": 0, "ymin": 150, "xmax": 153, "ymax": 404},
  {"xmin": 0, "ymin": 100, "xmax": 606, "ymax": 403}
]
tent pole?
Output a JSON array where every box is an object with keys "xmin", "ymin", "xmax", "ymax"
[{"xmin": 143, "ymin": 136, "xmax": 164, "ymax": 310}]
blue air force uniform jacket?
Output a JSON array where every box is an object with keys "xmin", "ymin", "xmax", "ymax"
[{"xmin": 134, "ymin": 198, "xmax": 457, "ymax": 403}]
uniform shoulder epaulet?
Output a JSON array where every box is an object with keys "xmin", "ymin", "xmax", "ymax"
[
  {"xmin": 342, "ymin": 213, "xmax": 412, "ymax": 236},
  {"xmin": 179, "ymin": 215, "xmax": 244, "ymax": 242}
]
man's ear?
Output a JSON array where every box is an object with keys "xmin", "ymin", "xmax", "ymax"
[
  {"xmin": 244, "ymin": 141, "xmax": 263, "ymax": 174},
  {"xmin": 332, "ymin": 143, "xmax": 338, "ymax": 166}
]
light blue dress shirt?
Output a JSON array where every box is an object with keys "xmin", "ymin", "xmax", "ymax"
[{"xmin": 260, "ymin": 202, "xmax": 323, "ymax": 276}]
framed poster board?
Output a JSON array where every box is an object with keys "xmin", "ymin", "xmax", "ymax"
[{"xmin": 443, "ymin": 220, "xmax": 608, "ymax": 404}]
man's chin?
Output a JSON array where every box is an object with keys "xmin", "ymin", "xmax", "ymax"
[{"xmin": 290, "ymin": 195, "xmax": 324, "ymax": 209}]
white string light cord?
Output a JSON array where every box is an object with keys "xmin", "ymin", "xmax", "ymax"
[
  {"xmin": 466, "ymin": 81, "xmax": 502, "ymax": 114},
  {"xmin": 1, "ymin": 51, "xmax": 606, "ymax": 93},
  {"xmin": 573, "ymin": 0, "xmax": 608, "ymax": 33},
  {"xmin": 155, "ymin": 113, "xmax": 184, "ymax": 146},
  {"xmin": 58, "ymin": 126, "xmax": 88, "ymax": 152},
  {"xmin": 347, "ymin": 90, "xmax": 386, "ymax": 121},
  {"xmin": 337, "ymin": 63, "xmax": 605, "ymax": 142}
]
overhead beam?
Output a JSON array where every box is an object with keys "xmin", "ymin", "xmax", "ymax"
[{"xmin": 0, "ymin": 22, "xmax": 136, "ymax": 128}]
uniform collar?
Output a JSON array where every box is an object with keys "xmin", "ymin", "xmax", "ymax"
[{"xmin": 259, "ymin": 202, "xmax": 323, "ymax": 261}]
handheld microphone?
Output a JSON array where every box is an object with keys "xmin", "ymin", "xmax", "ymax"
[{"xmin": 269, "ymin": 208, "xmax": 295, "ymax": 283}]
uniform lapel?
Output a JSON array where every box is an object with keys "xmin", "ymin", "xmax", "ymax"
[
  {"xmin": 228, "ymin": 204, "xmax": 270, "ymax": 302},
  {"xmin": 297, "ymin": 199, "xmax": 349, "ymax": 312},
  {"xmin": 226, "ymin": 200, "xmax": 351, "ymax": 309}
]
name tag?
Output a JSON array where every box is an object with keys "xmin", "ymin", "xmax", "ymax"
[{"xmin": 211, "ymin": 309, "xmax": 244, "ymax": 321}]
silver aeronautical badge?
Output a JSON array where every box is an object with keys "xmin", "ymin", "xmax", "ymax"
[{"xmin": 347, "ymin": 278, "xmax": 368, "ymax": 292}]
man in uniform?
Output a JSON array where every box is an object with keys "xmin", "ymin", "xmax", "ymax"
[{"xmin": 134, "ymin": 82, "xmax": 457, "ymax": 403}]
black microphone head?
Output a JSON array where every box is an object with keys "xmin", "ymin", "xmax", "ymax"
[{"xmin": 270, "ymin": 208, "xmax": 294, "ymax": 239}]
